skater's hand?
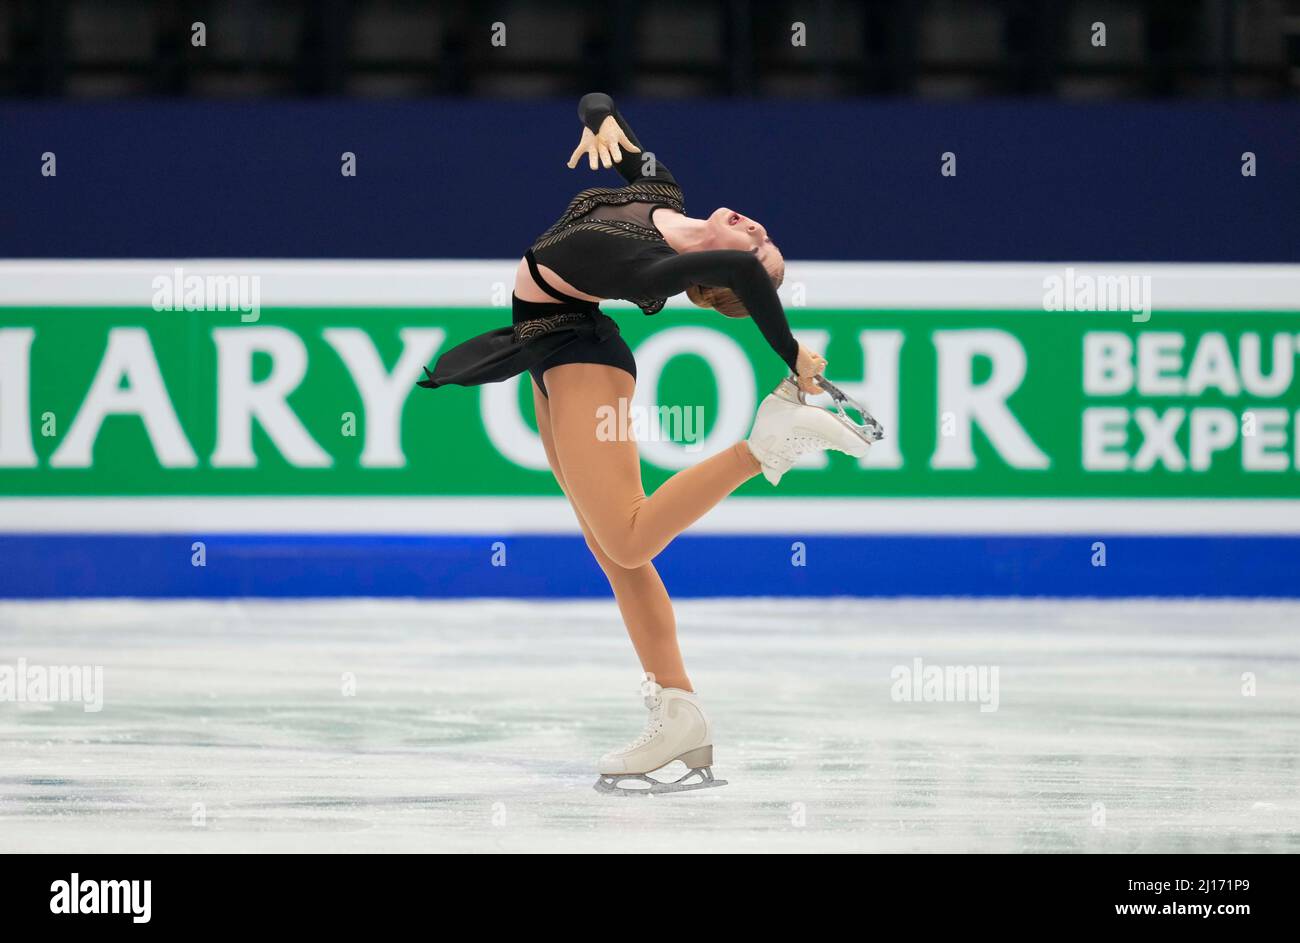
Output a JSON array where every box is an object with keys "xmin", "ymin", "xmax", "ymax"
[
  {"xmin": 794, "ymin": 345, "xmax": 826, "ymax": 395},
  {"xmin": 567, "ymin": 116, "xmax": 640, "ymax": 171}
]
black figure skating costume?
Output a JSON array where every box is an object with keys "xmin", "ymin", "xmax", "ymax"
[{"xmin": 418, "ymin": 93, "xmax": 799, "ymax": 397}]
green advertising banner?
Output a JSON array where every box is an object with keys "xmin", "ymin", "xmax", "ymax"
[{"xmin": 2, "ymin": 303, "xmax": 1298, "ymax": 498}]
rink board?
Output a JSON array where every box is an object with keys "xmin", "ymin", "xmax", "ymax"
[
  {"xmin": 0, "ymin": 533, "xmax": 1297, "ymax": 598},
  {"xmin": 1, "ymin": 261, "xmax": 1298, "ymax": 597}
]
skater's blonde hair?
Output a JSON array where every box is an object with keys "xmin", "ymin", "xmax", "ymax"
[{"xmin": 686, "ymin": 245, "xmax": 785, "ymax": 319}]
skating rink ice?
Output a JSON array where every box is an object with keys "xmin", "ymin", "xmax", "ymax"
[{"xmin": 1, "ymin": 598, "xmax": 1296, "ymax": 853}]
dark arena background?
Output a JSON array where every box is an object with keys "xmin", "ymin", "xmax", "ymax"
[{"xmin": 0, "ymin": 0, "xmax": 1297, "ymax": 889}]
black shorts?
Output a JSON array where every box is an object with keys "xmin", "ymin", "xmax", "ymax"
[{"xmin": 528, "ymin": 324, "xmax": 637, "ymax": 398}]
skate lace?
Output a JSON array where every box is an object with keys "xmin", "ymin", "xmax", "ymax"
[
  {"xmin": 780, "ymin": 433, "xmax": 832, "ymax": 460},
  {"xmin": 616, "ymin": 695, "xmax": 664, "ymax": 753}
]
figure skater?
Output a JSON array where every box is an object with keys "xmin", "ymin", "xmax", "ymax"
[{"xmin": 420, "ymin": 93, "xmax": 876, "ymax": 794}]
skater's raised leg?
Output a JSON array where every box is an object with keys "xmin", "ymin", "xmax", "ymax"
[{"xmin": 541, "ymin": 361, "xmax": 761, "ymax": 571}]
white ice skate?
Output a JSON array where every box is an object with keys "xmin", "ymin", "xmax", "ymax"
[
  {"xmin": 746, "ymin": 376, "xmax": 886, "ymax": 485},
  {"xmin": 594, "ymin": 683, "xmax": 727, "ymax": 796}
]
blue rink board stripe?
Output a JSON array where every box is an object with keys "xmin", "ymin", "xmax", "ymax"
[{"xmin": 0, "ymin": 534, "xmax": 1296, "ymax": 598}]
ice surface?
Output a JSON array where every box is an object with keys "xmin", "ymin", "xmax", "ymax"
[{"xmin": 0, "ymin": 598, "xmax": 1297, "ymax": 853}]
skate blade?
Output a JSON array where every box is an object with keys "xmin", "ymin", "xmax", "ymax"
[
  {"xmin": 812, "ymin": 375, "xmax": 885, "ymax": 446},
  {"xmin": 593, "ymin": 767, "xmax": 728, "ymax": 797}
]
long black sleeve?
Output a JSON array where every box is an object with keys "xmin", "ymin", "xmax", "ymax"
[
  {"xmin": 577, "ymin": 92, "xmax": 676, "ymax": 187},
  {"xmin": 633, "ymin": 250, "xmax": 799, "ymax": 372}
]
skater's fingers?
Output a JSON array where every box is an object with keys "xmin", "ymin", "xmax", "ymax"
[
  {"xmin": 567, "ymin": 141, "xmax": 587, "ymax": 168},
  {"xmin": 588, "ymin": 146, "xmax": 599, "ymax": 171},
  {"xmin": 598, "ymin": 143, "xmax": 613, "ymax": 169},
  {"xmin": 618, "ymin": 130, "xmax": 641, "ymax": 153}
]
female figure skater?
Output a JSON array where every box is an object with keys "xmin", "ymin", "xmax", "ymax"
[{"xmin": 421, "ymin": 93, "xmax": 871, "ymax": 794}]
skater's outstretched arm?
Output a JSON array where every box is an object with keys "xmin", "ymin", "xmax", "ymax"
[
  {"xmin": 634, "ymin": 250, "xmax": 800, "ymax": 373},
  {"xmin": 568, "ymin": 92, "xmax": 677, "ymax": 186}
]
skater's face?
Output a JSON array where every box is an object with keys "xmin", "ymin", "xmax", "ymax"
[
  {"xmin": 684, "ymin": 209, "xmax": 785, "ymax": 320},
  {"xmin": 706, "ymin": 207, "xmax": 775, "ymax": 267}
]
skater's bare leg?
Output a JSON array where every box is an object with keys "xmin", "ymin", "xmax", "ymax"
[
  {"xmin": 533, "ymin": 379, "xmax": 691, "ymax": 691},
  {"xmin": 541, "ymin": 362, "xmax": 760, "ymax": 571}
]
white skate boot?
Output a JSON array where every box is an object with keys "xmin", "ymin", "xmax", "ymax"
[
  {"xmin": 594, "ymin": 683, "xmax": 726, "ymax": 796},
  {"xmin": 746, "ymin": 376, "xmax": 885, "ymax": 485}
]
